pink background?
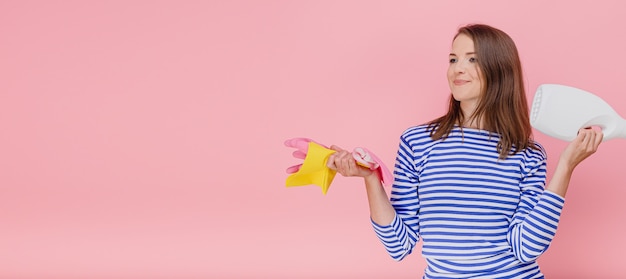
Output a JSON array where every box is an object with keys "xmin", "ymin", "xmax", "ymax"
[{"xmin": 1, "ymin": 1, "xmax": 625, "ymax": 278}]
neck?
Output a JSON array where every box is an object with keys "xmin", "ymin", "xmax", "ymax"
[
  {"xmin": 462, "ymin": 118, "xmax": 481, "ymax": 129},
  {"xmin": 461, "ymin": 107, "xmax": 482, "ymax": 129}
]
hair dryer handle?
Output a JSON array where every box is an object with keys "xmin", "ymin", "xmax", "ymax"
[{"xmin": 584, "ymin": 115, "xmax": 626, "ymax": 141}]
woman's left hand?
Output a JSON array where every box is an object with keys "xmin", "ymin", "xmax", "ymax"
[{"xmin": 559, "ymin": 127, "xmax": 603, "ymax": 170}]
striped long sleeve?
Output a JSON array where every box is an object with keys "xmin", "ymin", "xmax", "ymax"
[
  {"xmin": 371, "ymin": 125, "xmax": 565, "ymax": 278},
  {"xmin": 371, "ymin": 126, "xmax": 424, "ymax": 261}
]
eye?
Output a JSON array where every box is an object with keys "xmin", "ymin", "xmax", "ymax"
[
  {"xmin": 469, "ymin": 57, "xmax": 477, "ymax": 63},
  {"xmin": 449, "ymin": 58, "xmax": 457, "ymax": 63}
]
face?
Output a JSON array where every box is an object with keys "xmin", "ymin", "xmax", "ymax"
[{"xmin": 447, "ymin": 34, "xmax": 483, "ymax": 114}]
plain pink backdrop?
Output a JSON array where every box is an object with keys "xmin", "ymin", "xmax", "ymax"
[{"xmin": 1, "ymin": 1, "xmax": 625, "ymax": 278}]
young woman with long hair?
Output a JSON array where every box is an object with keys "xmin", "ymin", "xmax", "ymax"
[{"xmin": 327, "ymin": 24, "xmax": 602, "ymax": 278}]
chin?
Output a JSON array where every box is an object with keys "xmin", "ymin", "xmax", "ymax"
[
  {"xmin": 451, "ymin": 91, "xmax": 479, "ymax": 102},
  {"xmin": 450, "ymin": 92, "xmax": 466, "ymax": 102}
]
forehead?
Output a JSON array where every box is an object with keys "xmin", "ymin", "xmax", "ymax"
[{"xmin": 450, "ymin": 34, "xmax": 475, "ymax": 54}]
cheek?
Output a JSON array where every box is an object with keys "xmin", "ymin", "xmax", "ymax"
[
  {"xmin": 472, "ymin": 66, "xmax": 483, "ymax": 81},
  {"xmin": 446, "ymin": 70, "xmax": 454, "ymax": 90},
  {"xmin": 446, "ymin": 67, "xmax": 454, "ymax": 81}
]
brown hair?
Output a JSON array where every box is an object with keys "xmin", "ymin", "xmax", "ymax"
[{"xmin": 428, "ymin": 24, "xmax": 534, "ymax": 159}]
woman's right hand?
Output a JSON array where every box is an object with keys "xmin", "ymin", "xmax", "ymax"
[{"xmin": 326, "ymin": 145, "xmax": 375, "ymax": 178}]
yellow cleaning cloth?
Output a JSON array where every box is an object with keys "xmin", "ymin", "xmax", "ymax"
[{"xmin": 285, "ymin": 142, "xmax": 337, "ymax": 195}]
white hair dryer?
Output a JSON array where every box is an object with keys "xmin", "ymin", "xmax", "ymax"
[{"xmin": 530, "ymin": 84, "xmax": 626, "ymax": 141}]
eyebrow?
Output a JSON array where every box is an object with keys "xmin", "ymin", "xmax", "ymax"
[{"xmin": 449, "ymin": 52, "xmax": 476, "ymax": 56}]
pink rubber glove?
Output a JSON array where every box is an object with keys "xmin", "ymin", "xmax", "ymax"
[
  {"xmin": 284, "ymin": 137, "xmax": 325, "ymax": 174},
  {"xmin": 352, "ymin": 146, "xmax": 394, "ymax": 186}
]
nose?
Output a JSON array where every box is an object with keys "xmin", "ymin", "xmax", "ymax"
[{"xmin": 454, "ymin": 59, "xmax": 467, "ymax": 73}]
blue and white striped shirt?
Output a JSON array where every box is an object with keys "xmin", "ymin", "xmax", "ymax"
[{"xmin": 372, "ymin": 125, "xmax": 564, "ymax": 279}]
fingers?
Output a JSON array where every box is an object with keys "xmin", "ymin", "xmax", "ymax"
[
  {"xmin": 345, "ymin": 154, "xmax": 361, "ymax": 173},
  {"xmin": 326, "ymin": 148, "xmax": 344, "ymax": 170},
  {"xmin": 563, "ymin": 127, "xmax": 603, "ymax": 168},
  {"xmin": 286, "ymin": 164, "xmax": 302, "ymax": 174},
  {"xmin": 325, "ymin": 145, "xmax": 342, "ymax": 169},
  {"xmin": 292, "ymin": 150, "xmax": 306, "ymax": 159},
  {"xmin": 329, "ymin": 145, "xmax": 344, "ymax": 152},
  {"xmin": 578, "ymin": 127, "xmax": 603, "ymax": 152},
  {"xmin": 579, "ymin": 127, "xmax": 592, "ymax": 146},
  {"xmin": 594, "ymin": 129, "xmax": 604, "ymax": 145},
  {"xmin": 335, "ymin": 150, "xmax": 355, "ymax": 174},
  {"xmin": 326, "ymin": 148, "xmax": 352, "ymax": 172},
  {"xmin": 284, "ymin": 138, "xmax": 312, "ymax": 153}
]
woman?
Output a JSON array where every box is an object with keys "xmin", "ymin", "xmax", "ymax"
[{"xmin": 327, "ymin": 24, "xmax": 602, "ymax": 278}]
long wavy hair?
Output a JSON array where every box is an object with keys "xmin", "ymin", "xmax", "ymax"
[{"xmin": 428, "ymin": 24, "xmax": 535, "ymax": 159}]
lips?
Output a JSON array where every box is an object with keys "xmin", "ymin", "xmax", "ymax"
[{"xmin": 454, "ymin": 79, "xmax": 469, "ymax": 85}]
